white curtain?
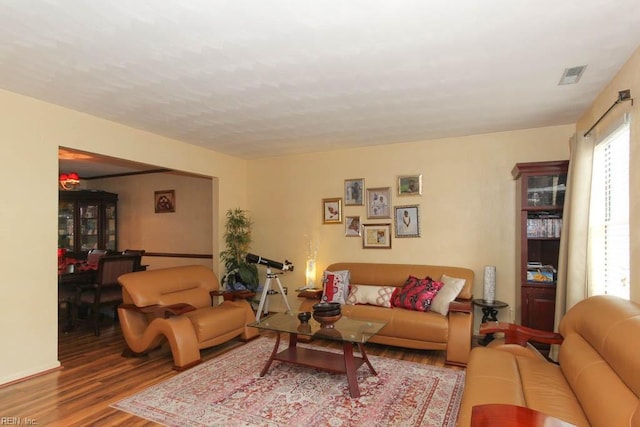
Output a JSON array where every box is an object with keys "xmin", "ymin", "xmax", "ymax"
[{"xmin": 550, "ymin": 132, "xmax": 594, "ymax": 360}]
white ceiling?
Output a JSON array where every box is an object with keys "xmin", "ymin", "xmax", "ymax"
[{"xmin": 2, "ymin": 1, "xmax": 640, "ymax": 170}]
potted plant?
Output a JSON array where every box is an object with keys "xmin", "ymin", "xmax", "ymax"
[{"xmin": 220, "ymin": 208, "xmax": 259, "ymax": 291}]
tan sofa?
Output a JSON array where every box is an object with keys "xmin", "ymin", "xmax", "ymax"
[
  {"xmin": 299, "ymin": 262, "xmax": 475, "ymax": 366},
  {"xmin": 458, "ymin": 295, "xmax": 640, "ymax": 426},
  {"xmin": 117, "ymin": 265, "xmax": 259, "ymax": 370}
]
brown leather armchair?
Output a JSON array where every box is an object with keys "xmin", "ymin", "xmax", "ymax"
[{"xmin": 117, "ymin": 265, "xmax": 259, "ymax": 370}]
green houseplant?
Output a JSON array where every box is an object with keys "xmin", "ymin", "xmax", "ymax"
[{"xmin": 220, "ymin": 208, "xmax": 259, "ymax": 291}]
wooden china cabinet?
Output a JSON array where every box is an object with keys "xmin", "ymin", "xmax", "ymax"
[
  {"xmin": 512, "ymin": 161, "xmax": 569, "ymax": 333},
  {"xmin": 58, "ymin": 190, "xmax": 118, "ymax": 256}
]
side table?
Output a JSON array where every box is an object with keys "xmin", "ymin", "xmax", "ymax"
[{"xmin": 472, "ymin": 299, "xmax": 508, "ymax": 346}]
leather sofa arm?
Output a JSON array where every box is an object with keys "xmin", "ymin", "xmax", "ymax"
[
  {"xmin": 119, "ymin": 303, "xmax": 196, "ymax": 318},
  {"xmin": 480, "ymin": 321, "xmax": 564, "ymax": 346},
  {"xmin": 449, "ymin": 298, "xmax": 473, "ymax": 314}
]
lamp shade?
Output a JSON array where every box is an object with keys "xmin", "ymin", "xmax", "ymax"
[
  {"xmin": 67, "ymin": 172, "xmax": 80, "ymax": 183},
  {"xmin": 59, "ymin": 172, "xmax": 80, "ymax": 189},
  {"xmin": 305, "ymin": 258, "xmax": 316, "ymax": 288}
]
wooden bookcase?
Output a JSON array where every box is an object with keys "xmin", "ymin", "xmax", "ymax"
[
  {"xmin": 58, "ymin": 190, "xmax": 118, "ymax": 256},
  {"xmin": 512, "ymin": 161, "xmax": 569, "ymax": 332}
]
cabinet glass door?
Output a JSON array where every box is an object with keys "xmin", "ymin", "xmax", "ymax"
[
  {"xmin": 58, "ymin": 201, "xmax": 75, "ymax": 250},
  {"xmin": 104, "ymin": 201, "xmax": 117, "ymax": 250},
  {"xmin": 79, "ymin": 202, "xmax": 99, "ymax": 251},
  {"xmin": 526, "ymin": 174, "xmax": 567, "ymax": 207}
]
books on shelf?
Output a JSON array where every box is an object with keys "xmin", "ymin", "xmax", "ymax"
[{"xmin": 527, "ymin": 217, "xmax": 562, "ymax": 238}]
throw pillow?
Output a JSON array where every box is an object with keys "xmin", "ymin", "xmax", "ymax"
[
  {"xmin": 430, "ymin": 274, "xmax": 466, "ymax": 316},
  {"xmin": 391, "ymin": 276, "xmax": 444, "ymax": 312},
  {"xmin": 346, "ymin": 284, "xmax": 395, "ymax": 307},
  {"xmin": 321, "ymin": 270, "xmax": 350, "ymax": 304}
]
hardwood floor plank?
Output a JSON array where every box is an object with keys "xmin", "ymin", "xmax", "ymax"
[{"xmin": 0, "ymin": 321, "xmax": 465, "ymax": 425}]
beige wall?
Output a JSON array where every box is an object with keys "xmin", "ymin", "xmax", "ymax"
[
  {"xmin": 575, "ymin": 46, "xmax": 640, "ymax": 302},
  {"xmin": 247, "ymin": 126, "xmax": 572, "ymax": 317},
  {"xmin": 0, "ymin": 88, "xmax": 247, "ymax": 385},
  {"xmin": 89, "ymin": 172, "xmax": 215, "ymax": 270}
]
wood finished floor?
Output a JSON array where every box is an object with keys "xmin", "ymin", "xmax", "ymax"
[{"xmin": 0, "ymin": 318, "xmax": 466, "ymax": 426}]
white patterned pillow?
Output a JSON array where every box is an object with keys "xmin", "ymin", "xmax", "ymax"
[
  {"xmin": 430, "ymin": 274, "xmax": 466, "ymax": 316},
  {"xmin": 321, "ymin": 270, "xmax": 350, "ymax": 304},
  {"xmin": 346, "ymin": 284, "xmax": 395, "ymax": 308}
]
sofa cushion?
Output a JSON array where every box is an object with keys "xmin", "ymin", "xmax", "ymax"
[
  {"xmin": 341, "ymin": 303, "xmax": 449, "ymax": 342},
  {"xmin": 559, "ymin": 333, "xmax": 638, "ymax": 427},
  {"xmin": 346, "ymin": 284, "xmax": 394, "ymax": 307},
  {"xmin": 391, "ymin": 276, "xmax": 443, "ymax": 312},
  {"xmin": 185, "ymin": 303, "xmax": 247, "ymax": 342},
  {"xmin": 457, "ymin": 347, "xmax": 528, "ymax": 427},
  {"xmin": 321, "ymin": 270, "xmax": 350, "ymax": 304},
  {"xmin": 431, "ymin": 274, "xmax": 466, "ymax": 316},
  {"xmin": 517, "ymin": 353, "xmax": 589, "ymax": 426}
]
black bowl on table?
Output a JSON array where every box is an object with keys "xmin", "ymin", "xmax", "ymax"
[{"xmin": 312, "ymin": 302, "xmax": 341, "ymax": 312}]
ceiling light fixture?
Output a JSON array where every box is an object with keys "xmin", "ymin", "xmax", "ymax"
[
  {"xmin": 59, "ymin": 172, "xmax": 80, "ymax": 190},
  {"xmin": 558, "ymin": 65, "xmax": 587, "ymax": 85}
]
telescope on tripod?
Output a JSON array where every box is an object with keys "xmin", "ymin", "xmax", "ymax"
[{"xmin": 245, "ymin": 253, "xmax": 293, "ymax": 321}]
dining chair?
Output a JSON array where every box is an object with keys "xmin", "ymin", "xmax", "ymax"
[
  {"xmin": 86, "ymin": 249, "xmax": 108, "ymax": 266},
  {"xmin": 122, "ymin": 249, "xmax": 147, "ymax": 271},
  {"xmin": 74, "ymin": 254, "xmax": 139, "ymax": 336}
]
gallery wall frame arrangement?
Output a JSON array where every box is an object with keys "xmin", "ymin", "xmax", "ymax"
[
  {"xmin": 366, "ymin": 187, "xmax": 391, "ymax": 219},
  {"xmin": 362, "ymin": 223, "xmax": 392, "ymax": 249},
  {"xmin": 398, "ymin": 174, "xmax": 422, "ymax": 196},
  {"xmin": 154, "ymin": 190, "xmax": 175, "ymax": 213},
  {"xmin": 344, "ymin": 178, "xmax": 364, "ymax": 206},
  {"xmin": 345, "ymin": 215, "xmax": 361, "ymax": 237},
  {"xmin": 394, "ymin": 205, "xmax": 420, "ymax": 238},
  {"xmin": 322, "ymin": 198, "xmax": 343, "ymax": 224}
]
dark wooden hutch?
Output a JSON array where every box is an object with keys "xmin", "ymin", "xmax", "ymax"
[
  {"xmin": 512, "ymin": 160, "xmax": 569, "ymax": 332},
  {"xmin": 58, "ymin": 190, "xmax": 118, "ymax": 257}
]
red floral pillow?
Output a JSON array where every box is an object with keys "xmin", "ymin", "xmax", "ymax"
[{"xmin": 391, "ymin": 276, "xmax": 444, "ymax": 312}]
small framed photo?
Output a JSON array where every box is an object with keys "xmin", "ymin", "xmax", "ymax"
[
  {"xmin": 362, "ymin": 223, "xmax": 392, "ymax": 249},
  {"xmin": 154, "ymin": 190, "xmax": 175, "ymax": 213},
  {"xmin": 322, "ymin": 198, "xmax": 343, "ymax": 224},
  {"xmin": 398, "ymin": 174, "xmax": 422, "ymax": 196},
  {"xmin": 366, "ymin": 187, "xmax": 391, "ymax": 219},
  {"xmin": 345, "ymin": 216, "xmax": 361, "ymax": 237},
  {"xmin": 344, "ymin": 178, "xmax": 364, "ymax": 206},
  {"xmin": 395, "ymin": 205, "xmax": 420, "ymax": 238}
]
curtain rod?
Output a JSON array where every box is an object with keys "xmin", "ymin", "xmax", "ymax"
[{"xmin": 583, "ymin": 89, "xmax": 633, "ymax": 137}]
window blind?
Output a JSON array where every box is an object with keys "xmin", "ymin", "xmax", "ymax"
[{"xmin": 589, "ymin": 120, "xmax": 630, "ymax": 298}]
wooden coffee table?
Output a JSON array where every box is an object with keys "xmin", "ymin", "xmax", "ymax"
[{"xmin": 249, "ymin": 312, "xmax": 387, "ymax": 398}]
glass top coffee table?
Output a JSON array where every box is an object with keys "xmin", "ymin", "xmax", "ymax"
[{"xmin": 249, "ymin": 311, "xmax": 387, "ymax": 398}]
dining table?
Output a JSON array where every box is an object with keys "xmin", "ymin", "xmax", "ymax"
[{"xmin": 58, "ymin": 259, "xmax": 98, "ymax": 332}]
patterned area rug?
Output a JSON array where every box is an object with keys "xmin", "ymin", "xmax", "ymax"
[{"xmin": 112, "ymin": 337, "xmax": 465, "ymax": 426}]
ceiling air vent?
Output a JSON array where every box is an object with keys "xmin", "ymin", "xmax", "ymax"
[{"xmin": 558, "ymin": 65, "xmax": 587, "ymax": 85}]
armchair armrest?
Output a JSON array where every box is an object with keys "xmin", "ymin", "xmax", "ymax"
[
  {"xmin": 480, "ymin": 321, "xmax": 564, "ymax": 346},
  {"xmin": 449, "ymin": 298, "xmax": 473, "ymax": 314},
  {"xmin": 210, "ymin": 290, "xmax": 256, "ymax": 301},
  {"xmin": 119, "ymin": 303, "xmax": 196, "ymax": 318}
]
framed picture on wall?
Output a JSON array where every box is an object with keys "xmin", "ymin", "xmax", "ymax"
[
  {"xmin": 398, "ymin": 174, "xmax": 422, "ymax": 196},
  {"xmin": 394, "ymin": 205, "xmax": 420, "ymax": 237},
  {"xmin": 154, "ymin": 190, "xmax": 176, "ymax": 213},
  {"xmin": 366, "ymin": 187, "xmax": 391, "ymax": 219},
  {"xmin": 322, "ymin": 198, "xmax": 343, "ymax": 224},
  {"xmin": 362, "ymin": 223, "xmax": 392, "ymax": 249},
  {"xmin": 345, "ymin": 215, "xmax": 361, "ymax": 236},
  {"xmin": 344, "ymin": 178, "xmax": 364, "ymax": 206}
]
